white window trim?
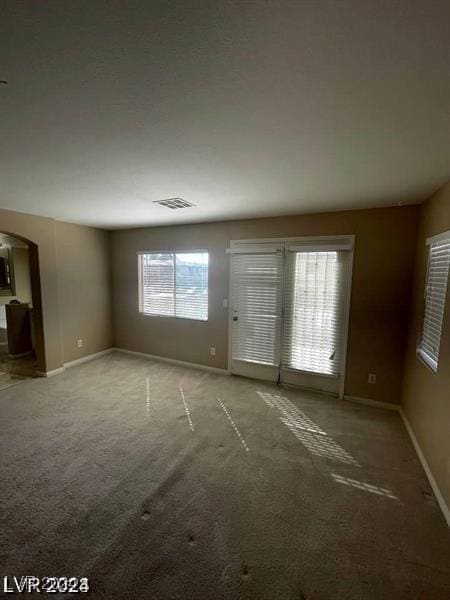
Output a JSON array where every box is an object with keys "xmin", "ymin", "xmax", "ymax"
[
  {"xmin": 416, "ymin": 229, "xmax": 450, "ymax": 373},
  {"xmin": 229, "ymin": 234, "xmax": 354, "ymax": 249},
  {"xmin": 137, "ymin": 249, "xmax": 209, "ymax": 322},
  {"xmin": 426, "ymin": 230, "xmax": 450, "ymax": 246}
]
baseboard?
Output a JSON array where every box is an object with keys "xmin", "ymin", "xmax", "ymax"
[
  {"xmin": 64, "ymin": 348, "xmax": 113, "ymax": 369},
  {"xmin": 113, "ymin": 347, "xmax": 230, "ymax": 375},
  {"xmin": 36, "ymin": 348, "xmax": 114, "ymax": 377},
  {"xmin": 36, "ymin": 366, "xmax": 66, "ymax": 378},
  {"xmin": 343, "ymin": 395, "xmax": 400, "ymax": 411},
  {"xmin": 399, "ymin": 408, "xmax": 450, "ymax": 527}
]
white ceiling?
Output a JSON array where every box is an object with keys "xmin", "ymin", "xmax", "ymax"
[{"xmin": 1, "ymin": 1, "xmax": 449, "ymax": 230}]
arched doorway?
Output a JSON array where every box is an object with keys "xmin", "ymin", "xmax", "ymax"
[{"xmin": 0, "ymin": 231, "xmax": 46, "ymax": 381}]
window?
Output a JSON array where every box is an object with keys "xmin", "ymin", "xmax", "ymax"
[
  {"xmin": 417, "ymin": 232, "xmax": 450, "ymax": 372},
  {"xmin": 138, "ymin": 251, "xmax": 208, "ymax": 321}
]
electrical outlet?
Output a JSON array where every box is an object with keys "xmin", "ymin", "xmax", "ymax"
[
  {"xmin": 210, "ymin": 347, "xmax": 216, "ymax": 357},
  {"xmin": 77, "ymin": 339, "xmax": 83, "ymax": 348},
  {"xmin": 222, "ymin": 298, "xmax": 228, "ymax": 308},
  {"xmin": 368, "ymin": 373, "xmax": 376, "ymax": 384}
]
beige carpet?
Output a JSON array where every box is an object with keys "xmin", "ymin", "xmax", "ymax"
[
  {"xmin": 0, "ymin": 346, "xmax": 37, "ymax": 378},
  {"xmin": 0, "ymin": 347, "xmax": 36, "ymax": 390},
  {"xmin": 0, "ymin": 351, "xmax": 449, "ymax": 599}
]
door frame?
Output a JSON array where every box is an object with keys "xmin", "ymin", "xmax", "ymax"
[{"xmin": 227, "ymin": 235, "xmax": 355, "ymax": 398}]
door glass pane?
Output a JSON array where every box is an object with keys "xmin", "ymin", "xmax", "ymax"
[
  {"xmin": 231, "ymin": 252, "xmax": 283, "ymax": 366},
  {"xmin": 282, "ymin": 251, "xmax": 345, "ymax": 375}
]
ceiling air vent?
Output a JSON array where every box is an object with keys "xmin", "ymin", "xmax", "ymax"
[{"xmin": 153, "ymin": 198, "xmax": 195, "ymax": 210}]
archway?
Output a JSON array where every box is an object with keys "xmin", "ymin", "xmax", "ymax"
[{"xmin": 0, "ymin": 230, "xmax": 46, "ymax": 376}]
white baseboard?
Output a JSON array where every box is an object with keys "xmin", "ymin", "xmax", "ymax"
[
  {"xmin": 37, "ymin": 348, "xmax": 114, "ymax": 377},
  {"xmin": 36, "ymin": 366, "xmax": 66, "ymax": 378},
  {"xmin": 64, "ymin": 348, "xmax": 113, "ymax": 369},
  {"xmin": 343, "ymin": 395, "xmax": 400, "ymax": 411},
  {"xmin": 399, "ymin": 408, "xmax": 450, "ymax": 527},
  {"xmin": 113, "ymin": 347, "xmax": 230, "ymax": 375}
]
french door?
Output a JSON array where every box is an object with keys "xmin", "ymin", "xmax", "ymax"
[
  {"xmin": 229, "ymin": 237, "xmax": 354, "ymax": 396},
  {"xmin": 230, "ymin": 243, "xmax": 284, "ymax": 382}
]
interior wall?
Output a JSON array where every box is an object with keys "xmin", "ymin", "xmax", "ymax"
[
  {"xmin": 111, "ymin": 204, "xmax": 419, "ymax": 405},
  {"xmin": 55, "ymin": 221, "xmax": 112, "ymax": 363},
  {"xmin": 0, "ymin": 207, "xmax": 113, "ymax": 372},
  {"xmin": 401, "ymin": 182, "xmax": 450, "ymax": 512}
]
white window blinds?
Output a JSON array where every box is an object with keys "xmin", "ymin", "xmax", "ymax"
[
  {"xmin": 282, "ymin": 251, "xmax": 346, "ymax": 376},
  {"xmin": 231, "ymin": 252, "xmax": 284, "ymax": 366},
  {"xmin": 175, "ymin": 252, "xmax": 209, "ymax": 320},
  {"xmin": 139, "ymin": 252, "xmax": 208, "ymax": 321},
  {"xmin": 417, "ymin": 235, "xmax": 450, "ymax": 372},
  {"xmin": 139, "ymin": 253, "xmax": 174, "ymax": 316}
]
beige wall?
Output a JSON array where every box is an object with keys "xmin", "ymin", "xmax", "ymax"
[
  {"xmin": 0, "ymin": 208, "xmax": 112, "ymax": 372},
  {"xmin": 111, "ymin": 205, "xmax": 419, "ymax": 404},
  {"xmin": 55, "ymin": 221, "xmax": 112, "ymax": 363},
  {"xmin": 402, "ymin": 182, "xmax": 450, "ymax": 511}
]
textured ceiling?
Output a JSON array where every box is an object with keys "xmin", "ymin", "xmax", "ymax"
[{"xmin": 1, "ymin": 1, "xmax": 449, "ymax": 229}]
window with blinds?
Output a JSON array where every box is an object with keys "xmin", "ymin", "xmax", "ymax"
[
  {"xmin": 417, "ymin": 234, "xmax": 450, "ymax": 372},
  {"xmin": 138, "ymin": 251, "xmax": 208, "ymax": 320},
  {"xmin": 282, "ymin": 251, "xmax": 345, "ymax": 376},
  {"xmin": 231, "ymin": 252, "xmax": 283, "ymax": 366}
]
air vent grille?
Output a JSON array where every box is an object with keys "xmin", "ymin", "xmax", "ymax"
[{"xmin": 153, "ymin": 198, "xmax": 195, "ymax": 210}]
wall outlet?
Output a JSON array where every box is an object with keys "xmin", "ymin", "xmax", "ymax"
[
  {"xmin": 210, "ymin": 347, "xmax": 216, "ymax": 357},
  {"xmin": 223, "ymin": 298, "xmax": 228, "ymax": 308},
  {"xmin": 77, "ymin": 339, "xmax": 83, "ymax": 348},
  {"xmin": 368, "ymin": 373, "xmax": 376, "ymax": 384}
]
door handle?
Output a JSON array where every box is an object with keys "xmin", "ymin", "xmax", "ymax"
[{"xmin": 233, "ymin": 316, "xmax": 238, "ymax": 321}]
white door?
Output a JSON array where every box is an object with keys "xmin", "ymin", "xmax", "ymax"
[
  {"xmin": 230, "ymin": 244, "xmax": 284, "ymax": 382},
  {"xmin": 229, "ymin": 237, "xmax": 353, "ymax": 395}
]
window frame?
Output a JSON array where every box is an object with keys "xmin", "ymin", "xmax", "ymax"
[
  {"xmin": 416, "ymin": 230, "xmax": 450, "ymax": 373},
  {"xmin": 137, "ymin": 250, "xmax": 209, "ymax": 322}
]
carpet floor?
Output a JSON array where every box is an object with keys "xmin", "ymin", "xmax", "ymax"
[
  {"xmin": 0, "ymin": 351, "xmax": 449, "ymax": 599},
  {"xmin": 0, "ymin": 347, "xmax": 37, "ymax": 389}
]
